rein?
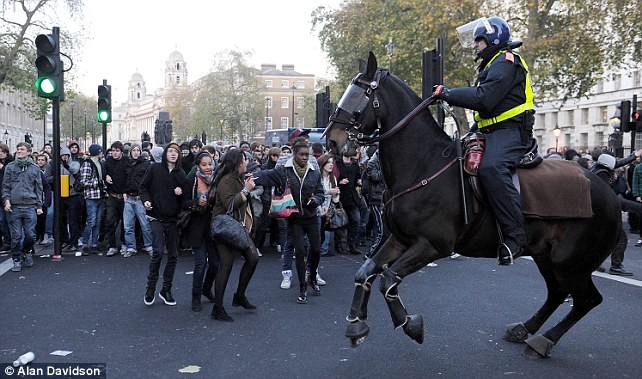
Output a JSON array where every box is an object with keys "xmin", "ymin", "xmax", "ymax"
[
  {"xmin": 383, "ymin": 157, "xmax": 459, "ymax": 209},
  {"xmin": 362, "ymin": 95, "xmax": 435, "ymax": 145}
]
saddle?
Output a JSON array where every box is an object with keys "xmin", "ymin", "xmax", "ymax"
[{"xmin": 460, "ymin": 133, "xmax": 592, "ymax": 220}]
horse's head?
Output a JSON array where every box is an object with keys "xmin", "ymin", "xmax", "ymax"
[{"xmin": 325, "ymin": 52, "xmax": 386, "ymax": 156}]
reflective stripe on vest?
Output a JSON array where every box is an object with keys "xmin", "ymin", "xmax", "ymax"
[{"xmin": 474, "ymin": 50, "xmax": 534, "ymax": 128}]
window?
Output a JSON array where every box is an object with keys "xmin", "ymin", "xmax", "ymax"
[
  {"xmin": 566, "ymin": 110, "xmax": 574, "ymax": 126},
  {"xmin": 580, "ymin": 133, "xmax": 588, "ymax": 149},
  {"xmin": 596, "ymin": 79, "xmax": 604, "ymax": 93},
  {"xmin": 297, "ymin": 80, "xmax": 305, "ymax": 89},
  {"xmin": 265, "ymin": 97, "xmax": 272, "ymax": 108},
  {"xmin": 635, "ymin": 70, "xmax": 641, "ymax": 88},
  {"xmin": 281, "ymin": 97, "xmax": 289, "ymax": 109},
  {"xmin": 281, "ymin": 80, "xmax": 289, "ymax": 88},
  {"xmin": 600, "ymin": 106, "xmax": 608, "ymax": 123},
  {"xmin": 137, "ymin": 92, "xmax": 140, "ymax": 99},
  {"xmin": 265, "ymin": 80, "xmax": 273, "ymax": 88},
  {"xmin": 552, "ymin": 112, "xmax": 558, "ymax": 126},
  {"xmin": 265, "ymin": 117, "xmax": 273, "ymax": 130},
  {"xmin": 176, "ymin": 76, "xmax": 180, "ymax": 84},
  {"xmin": 296, "ymin": 97, "xmax": 304, "ymax": 109},
  {"xmin": 614, "ymin": 74, "xmax": 622, "ymax": 90},
  {"xmin": 595, "ymin": 132, "xmax": 604, "ymax": 147},
  {"xmin": 281, "ymin": 117, "xmax": 289, "ymax": 128},
  {"xmin": 581, "ymin": 108, "xmax": 589, "ymax": 124},
  {"xmin": 176, "ymin": 63, "xmax": 180, "ymax": 70}
]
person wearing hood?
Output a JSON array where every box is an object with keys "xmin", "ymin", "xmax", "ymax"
[
  {"xmin": 122, "ymin": 144, "xmax": 153, "ymax": 258},
  {"xmin": 68, "ymin": 140, "xmax": 83, "ymax": 162},
  {"xmin": 44, "ymin": 147, "xmax": 82, "ymax": 250},
  {"xmin": 140, "ymin": 143, "xmax": 188, "ymax": 307},
  {"xmin": 433, "ymin": 16, "xmax": 534, "ymax": 265},
  {"xmin": 150, "ymin": 146, "xmax": 164, "ymax": 163},
  {"xmin": 2, "ymin": 142, "xmax": 43, "ymax": 272}
]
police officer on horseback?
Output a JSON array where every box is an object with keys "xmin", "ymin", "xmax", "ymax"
[{"xmin": 432, "ymin": 16, "xmax": 534, "ymax": 265}]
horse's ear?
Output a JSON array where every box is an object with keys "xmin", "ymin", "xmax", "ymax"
[
  {"xmin": 365, "ymin": 51, "xmax": 378, "ymax": 79},
  {"xmin": 358, "ymin": 59, "xmax": 367, "ymax": 73}
]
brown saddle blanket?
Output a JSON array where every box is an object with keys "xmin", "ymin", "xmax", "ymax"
[{"xmin": 518, "ymin": 159, "xmax": 592, "ymax": 219}]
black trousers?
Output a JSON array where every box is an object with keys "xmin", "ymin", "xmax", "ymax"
[{"xmin": 213, "ymin": 240, "xmax": 259, "ymax": 307}]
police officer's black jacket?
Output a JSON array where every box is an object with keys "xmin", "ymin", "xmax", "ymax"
[{"xmin": 447, "ymin": 43, "xmax": 527, "ymax": 127}]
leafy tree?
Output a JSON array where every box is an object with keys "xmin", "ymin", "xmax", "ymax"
[
  {"xmin": 1, "ymin": 0, "xmax": 85, "ymax": 118},
  {"xmin": 312, "ymin": 0, "xmax": 642, "ymax": 114},
  {"xmin": 190, "ymin": 50, "xmax": 263, "ymax": 144},
  {"xmin": 58, "ymin": 91, "xmax": 95, "ymax": 146},
  {"xmin": 163, "ymin": 86, "xmax": 194, "ymax": 142}
]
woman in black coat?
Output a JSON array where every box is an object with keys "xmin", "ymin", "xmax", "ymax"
[{"xmin": 254, "ymin": 140, "xmax": 325, "ymax": 304}]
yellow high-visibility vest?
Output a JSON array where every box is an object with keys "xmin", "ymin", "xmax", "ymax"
[{"xmin": 474, "ymin": 50, "xmax": 534, "ymax": 128}]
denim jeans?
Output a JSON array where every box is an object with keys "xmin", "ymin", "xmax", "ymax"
[
  {"xmin": 44, "ymin": 200, "xmax": 54, "ymax": 238},
  {"xmin": 123, "ymin": 197, "xmax": 152, "ymax": 251},
  {"xmin": 320, "ymin": 230, "xmax": 333, "ymax": 255},
  {"xmin": 192, "ymin": 237, "xmax": 219, "ymax": 294},
  {"xmin": 147, "ymin": 220, "xmax": 179, "ymax": 289},
  {"xmin": 82, "ymin": 198, "xmax": 105, "ymax": 247},
  {"xmin": 7, "ymin": 207, "xmax": 37, "ymax": 260},
  {"xmin": 0, "ymin": 207, "xmax": 11, "ymax": 246}
]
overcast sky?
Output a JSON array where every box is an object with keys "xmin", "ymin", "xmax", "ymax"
[{"xmin": 73, "ymin": 0, "xmax": 342, "ymax": 103}]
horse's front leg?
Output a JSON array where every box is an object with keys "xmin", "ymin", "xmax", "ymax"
[
  {"xmin": 379, "ymin": 238, "xmax": 439, "ymax": 344},
  {"xmin": 346, "ymin": 235, "xmax": 405, "ymax": 348}
]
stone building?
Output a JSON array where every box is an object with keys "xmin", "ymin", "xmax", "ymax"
[{"xmin": 0, "ymin": 88, "xmax": 49, "ymax": 151}]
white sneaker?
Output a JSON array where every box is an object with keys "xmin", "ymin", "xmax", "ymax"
[
  {"xmin": 120, "ymin": 245, "xmax": 127, "ymax": 255},
  {"xmin": 257, "ymin": 248, "xmax": 262, "ymax": 257},
  {"xmin": 316, "ymin": 273, "xmax": 327, "ymax": 286},
  {"xmin": 39, "ymin": 236, "xmax": 53, "ymax": 246},
  {"xmin": 106, "ymin": 247, "xmax": 119, "ymax": 257},
  {"xmin": 426, "ymin": 262, "xmax": 438, "ymax": 267},
  {"xmin": 450, "ymin": 253, "xmax": 461, "ymax": 259},
  {"xmin": 280, "ymin": 270, "xmax": 292, "ymax": 289}
]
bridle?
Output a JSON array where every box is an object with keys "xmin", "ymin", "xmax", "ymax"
[
  {"xmin": 327, "ymin": 70, "xmax": 436, "ymax": 147},
  {"xmin": 327, "ymin": 69, "xmax": 458, "ymax": 209}
]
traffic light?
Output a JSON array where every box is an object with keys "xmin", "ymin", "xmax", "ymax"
[
  {"xmin": 620, "ymin": 100, "xmax": 631, "ymax": 133},
  {"xmin": 633, "ymin": 110, "xmax": 642, "ymax": 132},
  {"xmin": 97, "ymin": 84, "xmax": 112, "ymax": 123},
  {"xmin": 34, "ymin": 31, "xmax": 63, "ymax": 98}
]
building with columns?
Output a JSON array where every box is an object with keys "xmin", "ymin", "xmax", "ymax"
[
  {"xmin": 109, "ymin": 51, "xmax": 188, "ymax": 145},
  {"xmin": 0, "ymin": 89, "xmax": 50, "ymax": 152}
]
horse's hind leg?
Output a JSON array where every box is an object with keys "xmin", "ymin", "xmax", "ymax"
[
  {"xmin": 523, "ymin": 275, "xmax": 603, "ymax": 359},
  {"xmin": 379, "ymin": 266, "xmax": 424, "ymax": 344},
  {"xmin": 503, "ymin": 259, "xmax": 569, "ymax": 343}
]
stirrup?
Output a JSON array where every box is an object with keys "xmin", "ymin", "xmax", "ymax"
[{"xmin": 497, "ymin": 243, "xmax": 515, "ymax": 265}]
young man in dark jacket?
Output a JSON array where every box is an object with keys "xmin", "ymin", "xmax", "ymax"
[
  {"xmin": 104, "ymin": 141, "xmax": 129, "ymax": 256},
  {"xmin": 336, "ymin": 152, "xmax": 362, "ymax": 254},
  {"xmin": 140, "ymin": 143, "xmax": 187, "ymax": 306},
  {"xmin": 362, "ymin": 148, "xmax": 387, "ymax": 258}
]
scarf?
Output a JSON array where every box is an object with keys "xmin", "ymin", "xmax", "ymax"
[
  {"xmin": 293, "ymin": 160, "xmax": 307, "ymax": 180},
  {"xmin": 15, "ymin": 156, "xmax": 33, "ymax": 169},
  {"xmin": 196, "ymin": 170, "xmax": 212, "ymax": 200}
]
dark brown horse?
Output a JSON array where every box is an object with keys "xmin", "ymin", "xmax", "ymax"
[{"xmin": 325, "ymin": 52, "xmax": 620, "ymax": 359}]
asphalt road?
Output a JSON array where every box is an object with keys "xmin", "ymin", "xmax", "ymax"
[{"xmin": 0, "ymin": 235, "xmax": 641, "ymax": 378}]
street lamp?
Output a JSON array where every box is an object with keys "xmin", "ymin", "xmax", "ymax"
[
  {"xmin": 70, "ymin": 98, "xmax": 75, "ymax": 141},
  {"xmin": 219, "ymin": 119, "xmax": 224, "ymax": 141},
  {"xmin": 265, "ymin": 97, "xmax": 269, "ymax": 132},
  {"xmin": 83, "ymin": 108, "xmax": 87, "ymax": 152},
  {"xmin": 4, "ymin": 130, "xmax": 7, "ymax": 144},
  {"xmin": 291, "ymin": 85, "xmax": 297, "ymax": 128},
  {"xmin": 385, "ymin": 37, "xmax": 395, "ymax": 73},
  {"xmin": 553, "ymin": 124, "xmax": 561, "ymax": 153}
]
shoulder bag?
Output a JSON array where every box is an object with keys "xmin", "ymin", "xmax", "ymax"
[
  {"xmin": 269, "ymin": 177, "xmax": 299, "ymax": 218},
  {"xmin": 324, "ymin": 201, "xmax": 349, "ymax": 230},
  {"xmin": 210, "ymin": 197, "xmax": 252, "ymax": 251}
]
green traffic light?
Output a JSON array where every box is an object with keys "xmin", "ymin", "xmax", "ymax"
[
  {"xmin": 35, "ymin": 77, "xmax": 56, "ymax": 94},
  {"xmin": 97, "ymin": 110, "xmax": 111, "ymax": 123}
]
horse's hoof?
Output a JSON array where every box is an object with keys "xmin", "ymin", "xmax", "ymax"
[
  {"xmin": 523, "ymin": 334, "xmax": 554, "ymax": 358},
  {"xmin": 346, "ymin": 321, "xmax": 369, "ymax": 348},
  {"xmin": 503, "ymin": 322, "xmax": 529, "ymax": 343},
  {"xmin": 403, "ymin": 314, "xmax": 424, "ymax": 344}
]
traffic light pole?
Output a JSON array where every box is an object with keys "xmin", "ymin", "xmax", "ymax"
[
  {"xmin": 102, "ymin": 123, "xmax": 107, "ymax": 151},
  {"xmin": 51, "ymin": 97, "xmax": 63, "ymax": 260}
]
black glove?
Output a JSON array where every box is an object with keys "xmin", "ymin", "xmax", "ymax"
[{"xmin": 432, "ymin": 85, "xmax": 450, "ymax": 101}]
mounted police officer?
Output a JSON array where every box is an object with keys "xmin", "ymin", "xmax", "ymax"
[{"xmin": 432, "ymin": 16, "xmax": 534, "ymax": 265}]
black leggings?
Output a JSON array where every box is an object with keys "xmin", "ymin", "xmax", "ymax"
[
  {"xmin": 288, "ymin": 217, "xmax": 321, "ymax": 287},
  {"xmin": 214, "ymin": 241, "xmax": 259, "ymax": 307}
]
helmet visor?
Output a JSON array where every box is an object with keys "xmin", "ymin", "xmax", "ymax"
[{"xmin": 456, "ymin": 17, "xmax": 491, "ymax": 48}]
